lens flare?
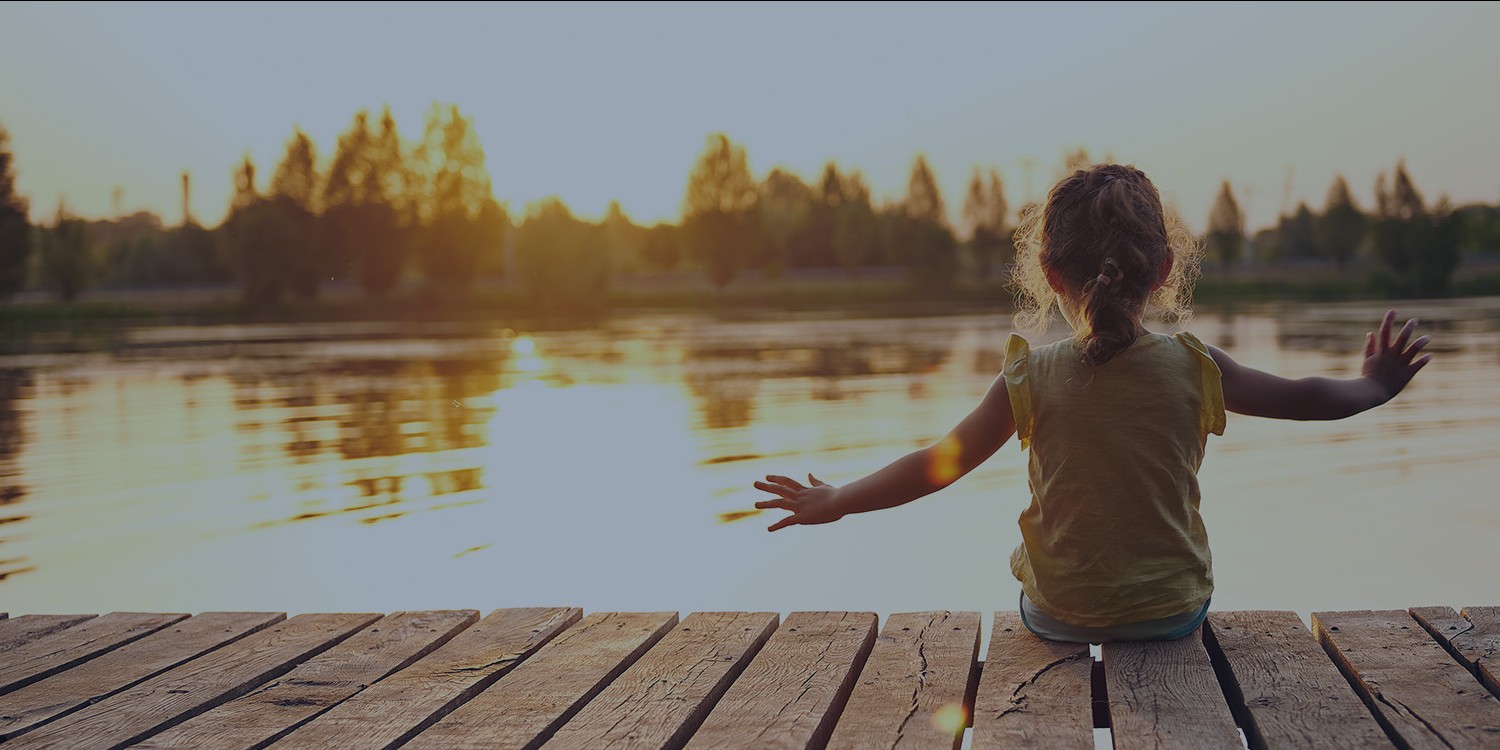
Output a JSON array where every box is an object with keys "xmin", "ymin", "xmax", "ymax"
[
  {"xmin": 932, "ymin": 702, "xmax": 968, "ymax": 735},
  {"xmin": 925, "ymin": 434, "xmax": 963, "ymax": 487}
]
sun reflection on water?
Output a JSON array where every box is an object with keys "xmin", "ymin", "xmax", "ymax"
[{"xmin": 0, "ymin": 302, "xmax": 1497, "ymax": 617}]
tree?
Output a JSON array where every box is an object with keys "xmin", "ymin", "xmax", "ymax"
[
  {"xmin": 321, "ymin": 109, "xmax": 406, "ymax": 296},
  {"xmin": 963, "ymin": 167, "xmax": 1009, "ymax": 278},
  {"xmin": 682, "ymin": 133, "xmax": 758, "ymax": 287},
  {"xmin": 1415, "ymin": 196, "xmax": 1462, "ymax": 296},
  {"xmin": 514, "ymin": 197, "xmax": 607, "ymax": 313},
  {"xmin": 757, "ymin": 168, "xmax": 812, "ymax": 278},
  {"xmin": 39, "ymin": 202, "xmax": 91, "ymax": 302},
  {"xmin": 0, "ymin": 123, "xmax": 30, "ymax": 301},
  {"xmin": 1277, "ymin": 202, "xmax": 1318, "ymax": 261},
  {"xmin": 832, "ymin": 170, "xmax": 876, "ymax": 277},
  {"xmin": 225, "ymin": 155, "xmax": 293, "ymax": 305},
  {"xmin": 601, "ymin": 200, "xmax": 643, "ymax": 274},
  {"xmin": 414, "ymin": 103, "xmax": 496, "ymax": 291},
  {"xmin": 899, "ymin": 154, "xmax": 957, "ymax": 289},
  {"xmin": 1372, "ymin": 161, "xmax": 1425, "ymax": 277},
  {"xmin": 1205, "ymin": 181, "xmax": 1244, "ymax": 269},
  {"xmin": 1317, "ymin": 175, "xmax": 1366, "ymax": 269},
  {"xmin": 270, "ymin": 128, "xmax": 322, "ymax": 298},
  {"xmin": 641, "ymin": 222, "xmax": 683, "ymax": 271}
]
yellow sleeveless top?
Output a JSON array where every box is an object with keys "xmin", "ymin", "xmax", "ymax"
[{"xmin": 1003, "ymin": 331, "xmax": 1225, "ymax": 627}]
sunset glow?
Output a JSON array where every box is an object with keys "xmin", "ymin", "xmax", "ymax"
[{"xmin": 2, "ymin": 2, "xmax": 1498, "ymax": 233}]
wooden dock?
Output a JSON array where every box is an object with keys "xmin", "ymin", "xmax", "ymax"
[{"xmin": 0, "ymin": 606, "xmax": 1496, "ymax": 748}]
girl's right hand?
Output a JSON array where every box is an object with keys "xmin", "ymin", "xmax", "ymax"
[
  {"xmin": 753, "ymin": 474, "xmax": 845, "ymax": 532},
  {"xmin": 1362, "ymin": 309, "xmax": 1432, "ymax": 400}
]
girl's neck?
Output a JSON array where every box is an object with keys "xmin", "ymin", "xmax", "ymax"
[{"xmin": 1056, "ymin": 298, "xmax": 1149, "ymax": 338}]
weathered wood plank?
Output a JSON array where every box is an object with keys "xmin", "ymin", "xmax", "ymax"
[
  {"xmin": 270, "ymin": 607, "xmax": 580, "ymax": 750},
  {"xmin": 0, "ymin": 612, "xmax": 283, "ymax": 741},
  {"xmin": 971, "ymin": 612, "xmax": 1092, "ymax": 749},
  {"xmin": 5, "ymin": 613, "xmax": 375, "ymax": 750},
  {"xmin": 0, "ymin": 613, "xmax": 188, "ymax": 695},
  {"xmin": 542, "ymin": 611, "xmax": 779, "ymax": 750},
  {"xmin": 1315, "ymin": 609, "xmax": 1500, "ymax": 749},
  {"xmin": 1102, "ymin": 626, "xmax": 1241, "ymax": 749},
  {"xmin": 686, "ymin": 611, "xmax": 877, "ymax": 750},
  {"xmin": 405, "ymin": 611, "xmax": 678, "ymax": 750},
  {"xmin": 132, "ymin": 610, "xmax": 479, "ymax": 750},
  {"xmin": 0, "ymin": 615, "xmax": 96, "ymax": 653},
  {"xmin": 1411, "ymin": 606, "xmax": 1500, "ymax": 698},
  {"xmin": 827, "ymin": 611, "xmax": 980, "ymax": 750},
  {"xmin": 1204, "ymin": 611, "xmax": 1391, "ymax": 749}
]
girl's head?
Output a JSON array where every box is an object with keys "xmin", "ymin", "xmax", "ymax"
[{"xmin": 1011, "ymin": 163, "xmax": 1203, "ymax": 365}]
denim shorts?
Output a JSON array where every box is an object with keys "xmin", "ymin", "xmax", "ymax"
[{"xmin": 1019, "ymin": 592, "xmax": 1210, "ymax": 643}]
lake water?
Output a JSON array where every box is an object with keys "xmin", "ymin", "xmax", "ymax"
[{"xmin": 2, "ymin": 299, "xmax": 1498, "ymax": 624}]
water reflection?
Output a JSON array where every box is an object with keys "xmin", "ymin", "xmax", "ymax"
[
  {"xmin": 0, "ymin": 368, "xmax": 32, "ymax": 581},
  {"xmin": 1, "ymin": 301, "xmax": 1497, "ymax": 617}
]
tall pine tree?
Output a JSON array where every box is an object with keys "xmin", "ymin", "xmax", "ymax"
[
  {"xmin": 1206, "ymin": 181, "xmax": 1244, "ymax": 269},
  {"xmin": 682, "ymin": 133, "xmax": 758, "ymax": 287},
  {"xmin": 0, "ymin": 123, "xmax": 30, "ymax": 301},
  {"xmin": 1318, "ymin": 175, "xmax": 1366, "ymax": 268}
]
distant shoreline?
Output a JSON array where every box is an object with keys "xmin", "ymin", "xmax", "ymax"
[{"xmin": 5, "ymin": 259, "xmax": 1500, "ymax": 331}]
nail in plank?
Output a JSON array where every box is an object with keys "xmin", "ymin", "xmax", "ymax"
[{"xmin": 1411, "ymin": 606, "xmax": 1500, "ymax": 699}]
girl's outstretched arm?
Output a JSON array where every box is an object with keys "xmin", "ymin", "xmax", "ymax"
[
  {"xmin": 753, "ymin": 370, "xmax": 1017, "ymax": 531},
  {"xmin": 1209, "ymin": 309, "xmax": 1431, "ymax": 421}
]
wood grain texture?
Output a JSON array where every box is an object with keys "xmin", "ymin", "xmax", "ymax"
[
  {"xmin": 971, "ymin": 612, "xmax": 1092, "ymax": 749},
  {"xmin": 686, "ymin": 611, "xmax": 877, "ymax": 750},
  {"xmin": 133, "ymin": 610, "xmax": 479, "ymax": 750},
  {"xmin": 0, "ymin": 615, "xmax": 96, "ymax": 653},
  {"xmin": 0, "ymin": 612, "xmax": 283, "ymax": 741},
  {"xmin": 541, "ymin": 611, "xmax": 779, "ymax": 750},
  {"xmin": 1203, "ymin": 611, "xmax": 1391, "ymax": 749},
  {"xmin": 1102, "ymin": 626, "xmax": 1241, "ymax": 749},
  {"xmin": 269, "ymin": 607, "xmax": 580, "ymax": 750},
  {"xmin": 827, "ymin": 611, "xmax": 980, "ymax": 750},
  {"xmin": 1411, "ymin": 606, "xmax": 1500, "ymax": 698},
  {"xmin": 0, "ymin": 613, "xmax": 188, "ymax": 695},
  {"xmin": 1315, "ymin": 609, "xmax": 1500, "ymax": 749},
  {"xmin": 406, "ymin": 611, "xmax": 678, "ymax": 750},
  {"xmin": 6, "ymin": 612, "xmax": 375, "ymax": 750}
]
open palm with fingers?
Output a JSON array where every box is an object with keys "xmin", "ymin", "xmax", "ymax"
[
  {"xmin": 753, "ymin": 474, "xmax": 844, "ymax": 532},
  {"xmin": 1363, "ymin": 309, "xmax": 1432, "ymax": 400}
]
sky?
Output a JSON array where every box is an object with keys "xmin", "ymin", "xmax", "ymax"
[{"xmin": 1, "ymin": 1, "xmax": 1498, "ymax": 234}]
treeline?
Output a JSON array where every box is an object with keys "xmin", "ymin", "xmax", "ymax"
[
  {"xmin": 3, "ymin": 112, "xmax": 1499, "ymax": 310},
  {"xmin": 1205, "ymin": 161, "xmax": 1499, "ymax": 295},
  {"xmin": 0, "ymin": 116, "xmax": 1012, "ymax": 309}
]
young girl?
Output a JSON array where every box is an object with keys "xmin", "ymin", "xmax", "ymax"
[{"xmin": 753, "ymin": 163, "xmax": 1431, "ymax": 643}]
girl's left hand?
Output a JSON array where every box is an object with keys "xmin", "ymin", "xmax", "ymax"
[
  {"xmin": 753, "ymin": 474, "xmax": 845, "ymax": 532},
  {"xmin": 1362, "ymin": 309, "xmax": 1431, "ymax": 399}
]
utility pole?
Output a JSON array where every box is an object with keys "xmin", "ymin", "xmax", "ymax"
[{"xmin": 181, "ymin": 171, "xmax": 192, "ymax": 226}]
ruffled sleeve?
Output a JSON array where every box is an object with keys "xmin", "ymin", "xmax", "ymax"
[
  {"xmin": 1002, "ymin": 333, "xmax": 1034, "ymax": 449},
  {"xmin": 1175, "ymin": 332, "xmax": 1226, "ymax": 436}
]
